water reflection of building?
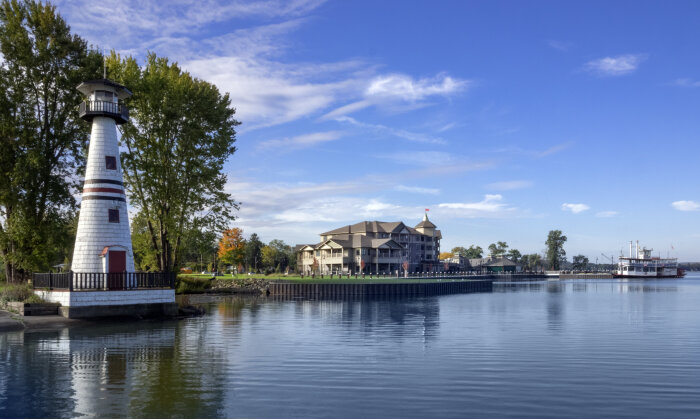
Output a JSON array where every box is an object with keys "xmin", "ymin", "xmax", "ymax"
[{"xmin": 287, "ymin": 297, "xmax": 441, "ymax": 342}]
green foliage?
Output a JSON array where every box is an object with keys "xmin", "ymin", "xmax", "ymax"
[
  {"xmin": 506, "ymin": 248, "xmax": 522, "ymax": 263},
  {"xmin": 244, "ymin": 233, "xmax": 263, "ymax": 272},
  {"xmin": 488, "ymin": 241, "xmax": 509, "ymax": 258},
  {"xmin": 131, "ymin": 211, "xmax": 160, "ymax": 271},
  {"xmin": 572, "ymin": 254, "xmax": 589, "ymax": 271},
  {"xmin": 452, "ymin": 245, "xmax": 483, "ymax": 259},
  {"xmin": 0, "ymin": 0, "xmax": 101, "ymax": 281},
  {"xmin": 521, "ymin": 254, "xmax": 543, "ymax": 271},
  {"xmin": 174, "ymin": 276, "xmax": 212, "ymax": 294},
  {"xmin": 0, "ymin": 282, "xmax": 40, "ymax": 303},
  {"xmin": 545, "ymin": 230, "xmax": 568, "ymax": 270},
  {"xmin": 108, "ymin": 52, "xmax": 240, "ymax": 272}
]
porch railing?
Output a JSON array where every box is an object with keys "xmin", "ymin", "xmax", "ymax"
[{"xmin": 32, "ymin": 272, "xmax": 175, "ymax": 291}]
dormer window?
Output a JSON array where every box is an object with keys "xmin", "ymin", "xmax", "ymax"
[{"xmin": 105, "ymin": 156, "xmax": 117, "ymax": 170}]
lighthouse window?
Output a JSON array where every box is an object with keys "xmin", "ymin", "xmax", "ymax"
[
  {"xmin": 108, "ymin": 209, "xmax": 119, "ymax": 223},
  {"xmin": 105, "ymin": 156, "xmax": 117, "ymax": 170}
]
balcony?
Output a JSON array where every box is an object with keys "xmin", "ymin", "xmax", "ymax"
[{"xmin": 79, "ymin": 100, "xmax": 129, "ymax": 124}]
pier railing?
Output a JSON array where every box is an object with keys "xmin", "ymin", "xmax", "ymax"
[{"xmin": 32, "ymin": 272, "xmax": 175, "ymax": 291}]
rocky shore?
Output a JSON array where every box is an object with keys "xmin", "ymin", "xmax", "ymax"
[{"xmin": 208, "ymin": 277, "xmax": 270, "ymax": 295}]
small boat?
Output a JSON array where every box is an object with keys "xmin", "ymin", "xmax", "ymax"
[{"xmin": 613, "ymin": 241, "xmax": 685, "ymax": 278}]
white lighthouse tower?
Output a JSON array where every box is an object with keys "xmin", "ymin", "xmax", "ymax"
[
  {"xmin": 33, "ymin": 78, "xmax": 176, "ymax": 318},
  {"xmin": 72, "ymin": 79, "xmax": 135, "ymax": 276}
]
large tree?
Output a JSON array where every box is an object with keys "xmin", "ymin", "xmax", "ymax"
[
  {"xmin": 244, "ymin": 233, "xmax": 263, "ymax": 272},
  {"xmin": 217, "ymin": 228, "xmax": 245, "ymax": 270},
  {"xmin": 572, "ymin": 254, "xmax": 589, "ymax": 271},
  {"xmin": 452, "ymin": 245, "xmax": 483, "ymax": 259},
  {"xmin": 0, "ymin": 0, "xmax": 101, "ymax": 281},
  {"xmin": 506, "ymin": 248, "xmax": 522, "ymax": 263},
  {"xmin": 488, "ymin": 241, "xmax": 509, "ymax": 258},
  {"xmin": 108, "ymin": 52, "xmax": 240, "ymax": 272},
  {"xmin": 545, "ymin": 230, "xmax": 567, "ymax": 270}
]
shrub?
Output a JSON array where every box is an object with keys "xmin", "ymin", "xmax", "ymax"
[
  {"xmin": 0, "ymin": 284, "xmax": 43, "ymax": 303},
  {"xmin": 175, "ymin": 277, "xmax": 212, "ymax": 294}
]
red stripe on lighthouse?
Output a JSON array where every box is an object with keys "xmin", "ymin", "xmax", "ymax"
[{"xmin": 83, "ymin": 187, "xmax": 124, "ymax": 194}]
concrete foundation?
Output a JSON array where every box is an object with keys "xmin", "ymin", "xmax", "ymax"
[
  {"xmin": 58, "ymin": 302, "xmax": 178, "ymax": 319},
  {"xmin": 33, "ymin": 289, "xmax": 177, "ymax": 319}
]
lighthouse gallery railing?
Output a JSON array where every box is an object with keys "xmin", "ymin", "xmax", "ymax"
[
  {"xmin": 32, "ymin": 272, "xmax": 175, "ymax": 290},
  {"xmin": 78, "ymin": 100, "xmax": 129, "ymax": 121}
]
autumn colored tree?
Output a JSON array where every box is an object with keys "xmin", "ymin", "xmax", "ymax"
[
  {"xmin": 439, "ymin": 252, "xmax": 454, "ymax": 260},
  {"xmin": 217, "ymin": 228, "xmax": 245, "ymax": 269}
]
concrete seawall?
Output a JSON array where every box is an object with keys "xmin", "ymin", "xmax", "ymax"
[{"xmin": 268, "ymin": 280, "xmax": 492, "ymax": 298}]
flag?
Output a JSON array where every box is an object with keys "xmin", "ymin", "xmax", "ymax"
[
  {"xmin": 425, "ymin": 208, "xmax": 429, "ymax": 212},
  {"xmin": 671, "ymin": 244, "xmax": 674, "ymax": 250}
]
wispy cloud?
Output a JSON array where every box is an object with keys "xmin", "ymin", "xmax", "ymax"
[
  {"xmin": 257, "ymin": 131, "xmax": 345, "ymax": 151},
  {"xmin": 672, "ymin": 200, "xmax": 700, "ymax": 211},
  {"xmin": 58, "ymin": 0, "xmax": 468, "ymax": 132},
  {"xmin": 670, "ymin": 78, "xmax": 700, "ymax": 88},
  {"xmin": 366, "ymin": 73, "xmax": 469, "ymax": 102},
  {"xmin": 334, "ymin": 116, "xmax": 446, "ymax": 144},
  {"xmin": 562, "ymin": 203, "xmax": 590, "ymax": 214},
  {"xmin": 492, "ymin": 142, "xmax": 573, "ymax": 158},
  {"xmin": 485, "ymin": 180, "xmax": 533, "ymax": 191},
  {"xmin": 547, "ymin": 40, "xmax": 572, "ymax": 52},
  {"xmin": 378, "ymin": 151, "xmax": 453, "ymax": 166},
  {"xmin": 323, "ymin": 73, "xmax": 471, "ymax": 119},
  {"xmin": 395, "ymin": 185, "xmax": 440, "ymax": 195},
  {"xmin": 596, "ymin": 211, "xmax": 618, "ymax": 218},
  {"xmin": 438, "ymin": 194, "xmax": 518, "ymax": 218},
  {"xmin": 584, "ymin": 54, "xmax": 647, "ymax": 77}
]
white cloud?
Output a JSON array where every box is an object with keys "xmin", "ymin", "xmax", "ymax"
[
  {"xmin": 395, "ymin": 185, "xmax": 440, "ymax": 195},
  {"xmin": 562, "ymin": 203, "xmax": 590, "ymax": 214},
  {"xmin": 58, "ymin": 1, "xmax": 470, "ymax": 131},
  {"xmin": 366, "ymin": 73, "xmax": 468, "ymax": 102},
  {"xmin": 438, "ymin": 194, "xmax": 517, "ymax": 218},
  {"xmin": 670, "ymin": 78, "xmax": 700, "ymax": 88},
  {"xmin": 323, "ymin": 73, "xmax": 470, "ymax": 119},
  {"xmin": 485, "ymin": 180, "xmax": 533, "ymax": 191},
  {"xmin": 257, "ymin": 131, "xmax": 345, "ymax": 151},
  {"xmin": 584, "ymin": 54, "xmax": 647, "ymax": 76},
  {"xmin": 595, "ymin": 211, "xmax": 618, "ymax": 218},
  {"xmin": 334, "ymin": 116, "xmax": 446, "ymax": 144},
  {"xmin": 671, "ymin": 200, "xmax": 700, "ymax": 211}
]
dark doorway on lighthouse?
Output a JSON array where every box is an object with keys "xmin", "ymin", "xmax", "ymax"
[{"xmin": 108, "ymin": 250, "xmax": 126, "ymax": 289}]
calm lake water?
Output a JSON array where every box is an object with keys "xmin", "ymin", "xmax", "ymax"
[{"xmin": 2, "ymin": 274, "xmax": 700, "ymax": 418}]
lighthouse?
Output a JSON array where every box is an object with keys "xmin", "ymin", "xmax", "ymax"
[
  {"xmin": 31, "ymin": 78, "xmax": 176, "ymax": 318},
  {"xmin": 71, "ymin": 79, "xmax": 135, "ymax": 279}
]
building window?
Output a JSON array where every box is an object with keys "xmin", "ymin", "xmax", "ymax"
[
  {"xmin": 105, "ymin": 156, "xmax": 117, "ymax": 170},
  {"xmin": 108, "ymin": 209, "xmax": 119, "ymax": 223}
]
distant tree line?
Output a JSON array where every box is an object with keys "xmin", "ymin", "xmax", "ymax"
[
  {"xmin": 440, "ymin": 229, "xmax": 569, "ymax": 272},
  {"xmin": 216, "ymin": 228, "xmax": 296, "ymax": 274}
]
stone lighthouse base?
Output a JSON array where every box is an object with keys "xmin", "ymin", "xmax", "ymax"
[{"xmin": 34, "ymin": 289, "xmax": 177, "ymax": 319}]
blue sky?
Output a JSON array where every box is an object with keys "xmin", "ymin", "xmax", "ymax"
[{"xmin": 55, "ymin": 0, "xmax": 700, "ymax": 261}]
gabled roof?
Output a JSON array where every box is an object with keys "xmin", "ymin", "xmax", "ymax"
[
  {"xmin": 415, "ymin": 213, "xmax": 436, "ymax": 229},
  {"xmin": 371, "ymin": 238, "xmax": 403, "ymax": 249},
  {"xmin": 310, "ymin": 236, "xmax": 404, "ymax": 250},
  {"xmin": 295, "ymin": 244, "xmax": 316, "ymax": 252},
  {"xmin": 321, "ymin": 220, "xmax": 408, "ymax": 236}
]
